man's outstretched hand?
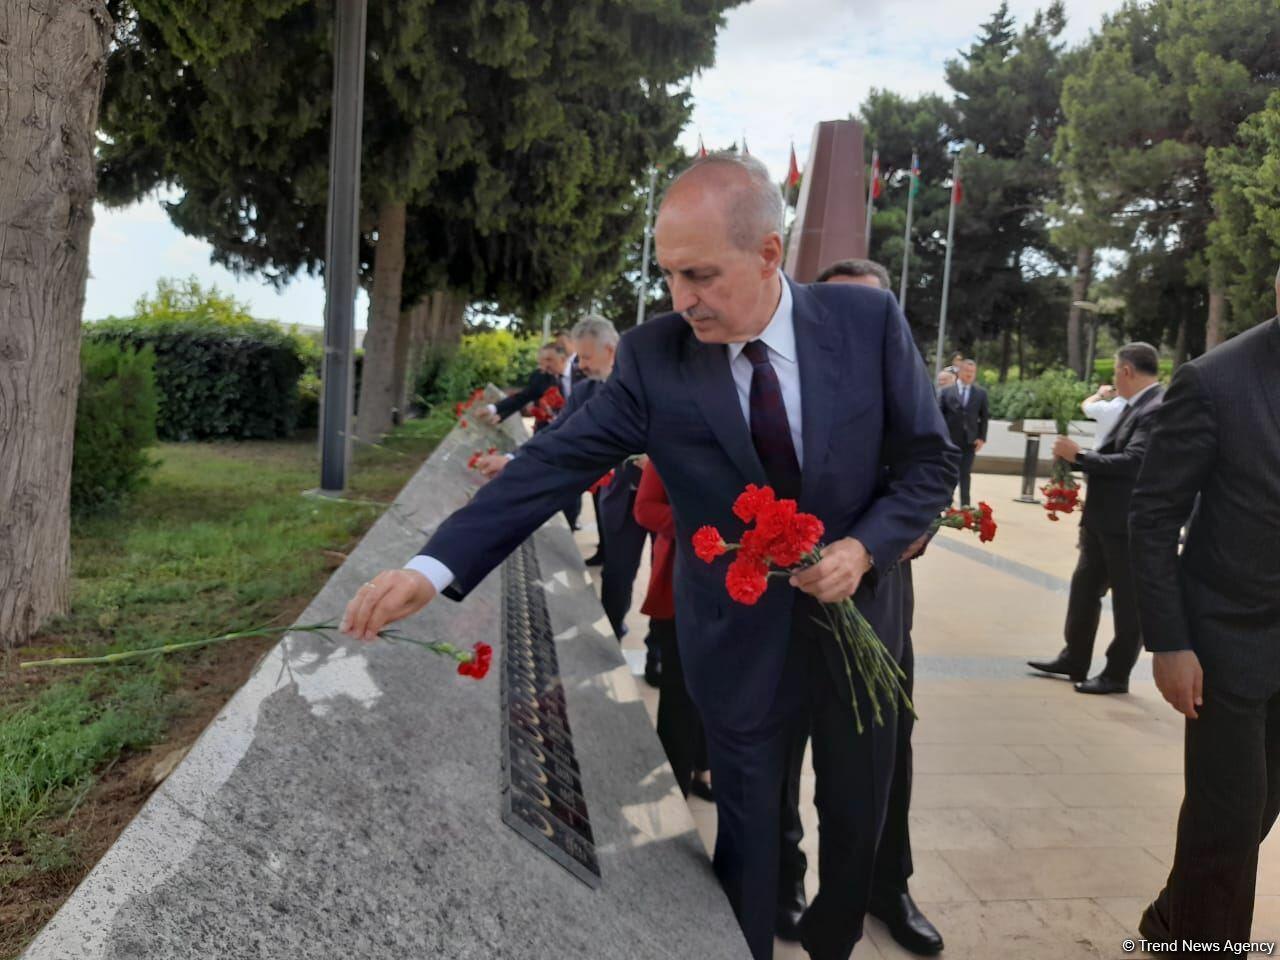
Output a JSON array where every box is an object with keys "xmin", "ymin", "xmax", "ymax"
[{"xmin": 341, "ymin": 570, "xmax": 437, "ymax": 643}]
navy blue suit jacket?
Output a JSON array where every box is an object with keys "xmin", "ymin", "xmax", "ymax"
[{"xmin": 422, "ymin": 279, "xmax": 957, "ymax": 731}]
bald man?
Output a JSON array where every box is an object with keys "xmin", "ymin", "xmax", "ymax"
[{"xmin": 342, "ymin": 155, "xmax": 957, "ymax": 960}]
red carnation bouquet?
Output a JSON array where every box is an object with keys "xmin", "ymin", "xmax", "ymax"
[
  {"xmin": 692, "ymin": 484, "xmax": 908, "ymax": 733},
  {"xmin": 529, "ymin": 385, "xmax": 566, "ymax": 425},
  {"xmin": 933, "ymin": 501, "xmax": 997, "ymax": 542},
  {"xmin": 1041, "ymin": 398, "xmax": 1082, "ymax": 521}
]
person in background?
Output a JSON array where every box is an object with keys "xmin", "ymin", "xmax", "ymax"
[
  {"xmin": 938, "ymin": 359, "xmax": 989, "ymax": 507},
  {"xmin": 633, "ymin": 461, "xmax": 712, "ymax": 799},
  {"xmin": 1028, "ymin": 343, "xmax": 1164, "ymax": 695},
  {"xmin": 810, "ymin": 256, "xmax": 944, "ymax": 955},
  {"xmin": 477, "ymin": 342, "xmax": 566, "ymax": 431},
  {"xmin": 1081, "ymin": 382, "xmax": 1126, "ymax": 445},
  {"xmin": 1129, "ymin": 271, "xmax": 1280, "ymax": 943},
  {"xmin": 935, "ymin": 369, "xmax": 957, "ymax": 394}
]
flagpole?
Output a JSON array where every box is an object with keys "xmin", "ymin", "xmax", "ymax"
[
  {"xmin": 898, "ymin": 151, "xmax": 918, "ymax": 309},
  {"xmin": 935, "ymin": 152, "xmax": 961, "ymax": 374},
  {"xmin": 864, "ymin": 149, "xmax": 877, "ymax": 253},
  {"xmin": 635, "ymin": 166, "xmax": 658, "ymax": 327}
]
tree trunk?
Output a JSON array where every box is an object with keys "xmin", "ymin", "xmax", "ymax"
[
  {"xmin": 1205, "ymin": 286, "xmax": 1226, "ymax": 353},
  {"xmin": 1173, "ymin": 318, "xmax": 1188, "ymax": 369},
  {"xmin": 999, "ymin": 325, "xmax": 1012, "ymax": 383},
  {"xmin": 0, "ymin": 1, "xmax": 112, "ymax": 649},
  {"xmin": 1016, "ymin": 317, "xmax": 1025, "ymax": 379},
  {"xmin": 392, "ymin": 295, "xmax": 434, "ymax": 418},
  {"xmin": 1066, "ymin": 245, "xmax": 1094, "ymax": 377},
  {"xmin": 356, "ymin": 199, "xmax": 407, "ymax": 443}
]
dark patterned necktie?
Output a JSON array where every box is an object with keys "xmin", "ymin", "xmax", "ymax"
[{"xmin": 742, "ymin": 339, "xmax": 802, "ymax": 500}]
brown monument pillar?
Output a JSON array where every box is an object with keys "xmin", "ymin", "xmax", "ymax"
[{"xmin": 783, "ymin": 119, "xmax": 867, "ymax": 283}]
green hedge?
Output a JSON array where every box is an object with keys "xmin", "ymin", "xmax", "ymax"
[
  {"xmin": 415, "ymin": 330, "xmax": 540, "ymax": 407},
  {"xmin": 72, "ymin": 340, "xmax": 159, "ymax": 512},
  {"xmin": 986, "ymin": 369, "xmax": 1094, "ymax": 421},
  {"xmin": 86, "ymin": 280, "xmax": 310, "ymax": 441}
]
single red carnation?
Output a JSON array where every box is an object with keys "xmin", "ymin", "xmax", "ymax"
[
  {"xmin": 725, "ymin": 553, "xmax": 769, "ymax": 605},
  {"xmin": 693, "ymin": 526, "xmax": 728, "ymax": 563},
  {"xmin": 588, "ymin": 470, "xmax": 615, "ymax": 494},
  {"xmin": 457, "ymin": 642, "xmax": 493, "ymax": 680},
  {"xmin": 460, "ymin": 418, "xmax": 469, "ymax": 428},
  {"xmin": 733, "ymin": 484, "xmax": 776, "ymax": 523},
  {"xmin": 467, "ymin": 451, "xmax": 481, "ymax": 469},
  {"xmin": 977, "ymin": 501, "xmax": 997, "ymax": 543}
]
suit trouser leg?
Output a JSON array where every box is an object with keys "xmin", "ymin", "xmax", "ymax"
[
  {"xmin": 1149, "ymin": 684, "xmax": 1280, "ymax": 941},
  {"xmin": 956, "ymin": 446, "xmax": 975, "ymax": 507},
  {"xmin": 703, "ymin": 718, "xmax": 792, "ymax": 960},
  {"xmin": 776, "ymin": 712, "xmax": 810, "ymax": 914},
  {"xmin": 653, "ymin": 618, "xmax": 705, "ymax": 797},
  {"xmin": 601, "ymin": 521, "xmax": 647, "ymax": 639},
  {"xmin": 800, "ymin": 638, "xmax": 898, "ymax": 960},
  {"xmin": 872, "ymin": 636, "xmax": 916, "ymax": 897},
  {"xmin": 1060, "ymin": 525, "xmax": 1108, "ymax": 672},
  {"xmin": 562, "ymin": 493, "xmax": 581, "ymax": 531},
  {"xmin": 1098, "ymin": 533, "xmax": 1144, "ymax": 681}
]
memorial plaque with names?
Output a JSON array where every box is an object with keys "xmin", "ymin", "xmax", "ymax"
[{"xmin": 499, "ymin": 539, "xmax": 602, "ymax": 888}]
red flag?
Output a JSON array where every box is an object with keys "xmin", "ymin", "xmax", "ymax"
[
  {"xmin": 870, "ymin": 150, "xmax": 883, "ymax": 200},
  {"xmin": 952, "ymin": 172, "xmax": 964, "ymax": 206},
  {"xmin": 786, "ymin": 143, "xmax": 801, "ymax": 188},
  {"xmin": 697, "ymin": 134, "xmax": 707, "ymax": 159}
]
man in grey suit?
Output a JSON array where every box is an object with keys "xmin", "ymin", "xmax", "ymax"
[{"xmin": 1130, "ymin": 268, "xmax": 1280, "ymax": 943}]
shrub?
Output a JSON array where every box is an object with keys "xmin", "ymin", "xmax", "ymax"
[
  {"xmin": 72, "ymin": 340, "xmax": 159, "ymax": 513},
  {"xmin": 987, "ymin": 369, "xmax": 1094, "ymax": 421},
  {"xmin": 85, "ymin": 278, "xmax": 309, "ymax": 441},
  {"xmin": 415, "ymin": 329, "xmax": 539, "ymax": 406}
]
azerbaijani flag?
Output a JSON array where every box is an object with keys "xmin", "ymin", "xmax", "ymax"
[
  {"xmin": 952, "ymin": 168, "xmax": 964, "ymax": 206},
  {"xmin": 870, "ymin": 149, "xmax": 883, "ymax": 200},
  {"xmin": 698, "ymin": 134, "xmax": 707, "ymax": 159},
  {"xmin": 787, "ymin": 143, "xmax": 802, "ymax": 188},
  {"xmin": 909, "ymin": 151, "xmax": 922, "ymax": 198}
]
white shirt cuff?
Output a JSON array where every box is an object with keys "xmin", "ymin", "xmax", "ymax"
[
  {"xmin": 404, "ymin": 555, "xmax": 456, "ymax": 594},
  {"xmin": 485, "ymin": 403, "xmax": 497, "ymax": 415},
  {"xmin": 505, "ymin": 452, "xmax": 515, "ymax": 461}
]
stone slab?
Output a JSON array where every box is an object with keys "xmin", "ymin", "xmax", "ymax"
[{"xmin": 23, "ymin": 408, "xmax": 747, "ymax": 959}]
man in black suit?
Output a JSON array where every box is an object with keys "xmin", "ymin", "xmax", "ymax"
[
  {"xmin": 938, "ymin": 359, "xmax": 989, "ymax": 506},
  {"xmin": 479, "ymin": 342, "xmax": 566, "ymax": 430},
  {"xmin": 1128, "ymin": 275, "xmax": 1280, "ymax": 943},
  {"xmin": 1027, "ymin": 342, "xmax": 1164, "ymax": 695}
]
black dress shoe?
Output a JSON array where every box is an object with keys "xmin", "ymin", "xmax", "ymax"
[
  {"xmin": 1139, "ymin": 899, "xmax": 1171, "ymax": 941},
  {"xmin": 1075, "ymin": 674, "xmax": 1128, "ymax": 695},
  {"xmin": 775, "ymin": 901, "xmax": 805, "ymax": 942},
  {"xmin": 688, "ymin": 777, "xmax": 713, "ymax": 803},
  {"xmin": 1027, "ymin": 657, "xmax": 1087, "ymax": 682},
  {"xmin": 643, "ymin": 650, "xmax": 661, "ymax": 688},
  {"xmin": 584, "ymin": 550, "xmax": 605, "ymax": 566},
  {"xmin": 869, "ymin": 891, "xmax": 944, "ymax": 956}
]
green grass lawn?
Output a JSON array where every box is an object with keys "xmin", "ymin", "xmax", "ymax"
[{"xmin": 0, "ymin": 409, "xmax": 454, "ymax": 888}]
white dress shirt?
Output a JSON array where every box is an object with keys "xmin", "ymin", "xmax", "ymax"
[
  {"xmin": 407, "ymin": 279, "xmax": 803, "ymax": 594},
  {"xmin": 1082, "ymin": 395, "xmax": 1126, "ymax": 444},
  {"xmin": 726, "ymin": 278, "xmax": 804, "ymax": 468},
  {"xmin": 561, "ymin": 354, "xmax": 577, "ymax": 398}
]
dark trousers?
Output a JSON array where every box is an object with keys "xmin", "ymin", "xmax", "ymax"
[
  {"xmin": 652, "ymin": 618, "xmax": 708, "ymax": 796},
  {"xmin": 562, "ymin": 494, "xmax": 581, "ymax": 531},
  {"xmin": 779, "ymin": 573, "xmax": 918, "ymax": 912},
  {"xmin": 704, "ymin": 626, "xmax": 897, "ymax": 960},
  {"xmin": 1059, "ymin": 524, "xmax": 1144, "ymax": 680},
  {"xmin": 1148, "ymin": 683, "xmax": 1280, "ymax": 941},
  {"xmin": 600, "ymin": 518, "xmax": 647, "ymax": 640},
  {"xmin": 955, "ymin": 443, "xmax": 976, "ymax": 506}
]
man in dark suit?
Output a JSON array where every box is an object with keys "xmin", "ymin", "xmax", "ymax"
[
  {"xmin": 1027, "ymin": 342, "xmax": 1164, "ymax": 695},
  {"xmin": 938, "ymin": 359, "xmax": 989, "ymax": 506},
  {"xmin": 806, "ymin": 257, "xmax": 943, "ymax": 955},
  {"xmin": 478, "ymin": 343, "xmax": 566, "ymax": 430},
  {"xmin": 342, "ymin": 154, "xmax": 956, "ymax": 960},
  {"xmin": 1128, "ymin": 277, "xmax": 1280, "ymax": 943}
]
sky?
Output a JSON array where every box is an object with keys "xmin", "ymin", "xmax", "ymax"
[{"xmin": 83, "ymin": 0, "xmax": 1124, "ymax": 328}]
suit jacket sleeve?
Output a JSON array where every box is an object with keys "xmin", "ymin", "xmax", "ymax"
[
  {"xmin": 1077, "ymin": 405, "xmax": 1157, "ymax": 480},
  {"xmin": 1128, "ymin": 365, "xmax": 1218, "ymax": 653},
  {"xmin": 493, "ymin": 370, "xmax": 555, "ymax": 421},
  {"xmin": 421, "ymin": 340, "xmax": 648, "ymax": 600},
  {"xmin": 977, "ymin": 388, "xmax": 990, "ymax": 441},
  {"xmin": 848, "ymin": 296, "xmax": 960, "ymax": 569}
]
